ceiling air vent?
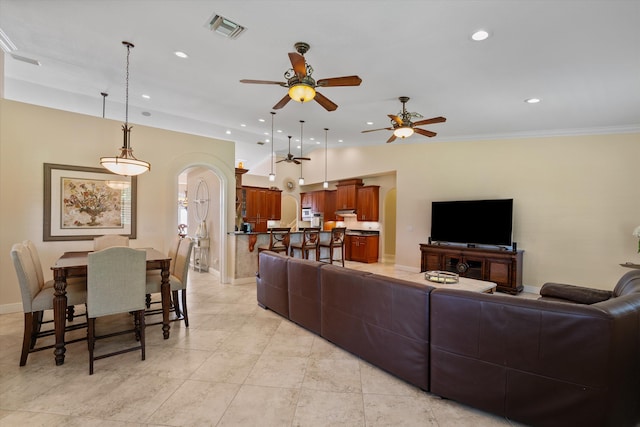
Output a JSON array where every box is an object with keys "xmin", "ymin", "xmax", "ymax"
[{"xmin": 205, "ymin": 14, "xmax": 246, "ymax": 39}]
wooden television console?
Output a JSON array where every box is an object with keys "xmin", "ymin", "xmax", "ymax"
[{"xmin": 419, "ymin": 243, "xmax": 524, "ymax": 294}]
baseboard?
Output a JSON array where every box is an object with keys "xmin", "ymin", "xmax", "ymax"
[{"xmin": 0, "ymin": 302, "xmax": 23, "ymax": 314}]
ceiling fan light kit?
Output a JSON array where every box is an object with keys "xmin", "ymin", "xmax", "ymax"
[
  {"xmin": 240, "ymin": 41, "xmax": 362, "ymax": 112},
  {"xmin": 362, "ymin": 96, "xmax": 446, "ymax": 143}
]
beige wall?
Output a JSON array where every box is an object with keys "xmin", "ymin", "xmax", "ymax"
[
  {"xmin": 0, "ymin": 100, "xmax": 235, "ymax": 311},
  {"xmin": 289, "ymin": 132, "xmax": 640, "ymax": 289}
]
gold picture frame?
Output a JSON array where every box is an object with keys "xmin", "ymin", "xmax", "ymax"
[{"xmin": 43, "ymin": 163, "xmax": 137, "ymax": 241}]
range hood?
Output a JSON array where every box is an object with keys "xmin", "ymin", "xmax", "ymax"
[{"xmin": 335, "ymin": 209, "xmax": 357, "ymax": 216}]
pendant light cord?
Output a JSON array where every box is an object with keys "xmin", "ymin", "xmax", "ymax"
[
  {"xmin": 324, "ymin": 128, "xmax": 328, "ymax": 182},
  {"xmin": 270, "ymin": 112, "xmax": 275, "ymax": 175},
  {"xmin": 125, "ymin": 43, "xmax": 130, "ymax": 127}
]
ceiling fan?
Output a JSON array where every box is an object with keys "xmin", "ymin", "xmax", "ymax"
[
  {"xmin": 240, "ymin": 42, "xmax": 362, "ymax": 112},
  {"xmin": 362, "ymin": 96, "xmax": 446, "ymax": 143},
  {"xmin": 276, "ymin": 136, "xmax": 310, "ymax": 164}
]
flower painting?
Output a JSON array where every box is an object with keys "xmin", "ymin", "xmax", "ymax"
[
  {"xmin": 44, "ymin": 163, "xmax": 137, "ymax": 241},
  {"xmin": 62, "ymin": 179, "xmax": 124, "ymax": 228}
]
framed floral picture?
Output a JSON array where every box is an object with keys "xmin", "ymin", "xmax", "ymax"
[{"xmin": 43, "ymin": 163, "xmax": 137, "ymax": 241}]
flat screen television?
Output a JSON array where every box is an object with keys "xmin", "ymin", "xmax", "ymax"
[{"xmin": 430, "ymin": 199, "xmax": 513, "ymax": 246}]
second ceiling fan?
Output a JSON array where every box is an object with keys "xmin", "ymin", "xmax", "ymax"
[
  {"xmin": 240, "ymin": 42, "xmax": 362, "ymax": 111},
  {"xmin": 362, "ymin": 97, "xmax": 446, "ymax": 143}
]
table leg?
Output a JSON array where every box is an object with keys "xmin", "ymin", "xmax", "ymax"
[
  {"xmin": 160, "ymin": 260, "xmax": 171, "ymax": 339},
  {"xmin": 52, "ymin": 269, "xmax": 67, "ymax": 365}
]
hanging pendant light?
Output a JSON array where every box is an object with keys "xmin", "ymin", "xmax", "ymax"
[
  {"xmin": 298, "ymin": 120, "xmax": 305, "ymax": 185},
  {"xmin": 100, "ymin": 41, "xmax": 150, "ymax": 176},
  {"xmin": 323, "ymin": 128, "xmax": 329, "ymax": 189},
  {"xmin": 269, "ymin": 111, "xmax": 276, "ymax": 182}
]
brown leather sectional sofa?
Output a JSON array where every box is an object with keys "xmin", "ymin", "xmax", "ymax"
[{"xmin": 256, "ymin": 251, "xmax": 640, "ymax": 427}]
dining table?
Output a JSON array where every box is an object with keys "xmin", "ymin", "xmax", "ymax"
[{"xmin": 51, "ymin": 248, "xmax": 172, "ymax": 366}]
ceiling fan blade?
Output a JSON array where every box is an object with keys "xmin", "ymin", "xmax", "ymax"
[
  {"xmin": 414, "ymin": 128, "xmax": 437, "ymax": 138},
  {"xmin": 413, "ymin": 116, "xmax": 447, "ymax": 126},
  {"xmin": 386, "ymin": 134, "xmax": 397, "ymax": 143},
  {"xmin": 288, "ymin": 52, "xmax": 307, "ymax": 78},
  {"xmin": 316, "ymin": 75, "xmax": 362, "ymax": 87},
  {"xmin": 361, "ymin": 127, "xmax": 393, "ymax": 133},
  {"xmin": 240, "ymin": 79, "xmax": 286, "ymax": 86},
  {"xmin": 388, "ymin": 114, "xmax": 403, "ymax": 126},
  {"xmin": 314, "ymin": 91, "xmax": 338, "ymax": 111},
  {"xmin": 273, "ymin": 94, "xmax": 292, "ymax": 110},
  {"xmin": 293, "ymin": 157, "xmax": 311, "ymax": 161},
  {"xmin": 293, "ymin": 159, "xmax": 301, "ymax": 165}
]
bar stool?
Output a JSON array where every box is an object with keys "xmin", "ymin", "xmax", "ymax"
[
  {"xmin": 318, "ymin": 227, "xmax": 346, "ymax": 266},
  {"xmin": 290, "ymin": 227, "xmax": 321, "ymax": 260},
  {"xmin": 257, "ymin": 227, "xmax": 291, "ymax": 269}
]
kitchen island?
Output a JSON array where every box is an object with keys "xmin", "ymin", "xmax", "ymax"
[{"xmin": 228, "ymin": 230, "xmax": 333, "ymax": 283}]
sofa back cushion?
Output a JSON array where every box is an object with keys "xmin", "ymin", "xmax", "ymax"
[
  {"xmin": 256, "ymin": 250, "xmax": 289, "ymax": 317},
  {"xmin": 321, "ymin": 264, "xmax": 433, "ymax": 390},
  {"xmin": 288, "ymin": 257, "xmax": 325, "ymax": 334}
]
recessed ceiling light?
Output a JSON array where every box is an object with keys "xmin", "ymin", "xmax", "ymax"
[
  {"xmin": 338, "ymin": 139, "xmax": 343, "ymax": 143},
  {"xmin": 240, "ymin": 123, "xmax": 246, "ymax": 127},
  {"xmin": 277, "ymin": 129, "xmax": 283, "ymax": 133},
  {"xmin": 141, "ymin": 111, "xmax": 151, "ymax": 117},
  {"xmin": 525, "ymin": 98, "xmax": 541, "ymax": 104},
  {"xmin": 174, "ymin": 51, "xmax": 188, "ymax": 59},
  {"xmin": 263, "ymin": 132, "xmax": 269, "ymax": 135},
  {"xmin": 225, "ymin": 130, "xmax": 231, "ymax": 135},
  {"xmin": 141, "ymin": 94, "xmax": 150, "ymax": 99},
  {"xmin": 471, "ymin": 30, "xmax": 490, "ymax": 41},
  {"xmin": 258, "ymin": 118, "xmax": 265, "ymax": 122},
  {"xmin": 366, "ymin": 121, "xmax": 374, "ymax": 125}
]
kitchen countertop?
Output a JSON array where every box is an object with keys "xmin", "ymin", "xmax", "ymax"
[{"xmin": 346, "ymin": 229, "xmax": 380, "ymax": 236}]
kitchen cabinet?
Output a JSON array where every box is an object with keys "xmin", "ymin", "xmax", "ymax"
[
  {"xmin": 419, "ymin": 243, "xmax": 524, "ymax": 294},
  {"xmin": 243, "ymin": 186, "xmax": 281, "ymax": 232},
  {"xmin": 357, "ymin": 186, "xmax": 379, "ymax": 221},
  {"xmin": 336, "ymin": 179, "xmax": 363, "ymax": 210},
  {"xmin": 300, "ymin": 190, "xmax": 337, "ymax": 221},
  {"xmin": 346, "ymin": 234, "xmax": 379, "ymax": 263}
]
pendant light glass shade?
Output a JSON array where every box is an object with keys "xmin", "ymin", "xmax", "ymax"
[{"xmin": 100, "ymin": 41, "xmax": 150, "ymax": 176}]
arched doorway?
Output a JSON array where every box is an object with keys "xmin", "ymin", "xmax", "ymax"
[{"xmin": 383, "ymin": 188, "xmax": 397, "ymax": 263}]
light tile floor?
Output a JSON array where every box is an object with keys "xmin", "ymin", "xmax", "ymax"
[{"xmin": 0, "ymin": 262, "xmax": 531, "ymax": 426}]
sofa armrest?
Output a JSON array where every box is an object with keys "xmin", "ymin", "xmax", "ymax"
[{"xmin": 539, "ymin": 282, "xmax": 612, "ymax": 304}]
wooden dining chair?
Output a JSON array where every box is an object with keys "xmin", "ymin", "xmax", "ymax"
[
  {"xmin": 10, "ymin": 242, "xmax": 87, "ymax": 366},
  {"xmin": 93, "ymin": 234, "xmax": 129, "ymax": 251},
  {"xmin": 145, "ymin": 237, "xmax": 195, "ymax": 327},
  {"xmin": 318, "ymin": 227, "xmax": 347, "ymax": 266},
  {"xmin": 290, "ymin": 227, "xmax": 321, "ymax": 260},
  {"xmin": 257, "ymin": 227, "xmax": 291, "ymax": 270},
  {"xmin": 87, "ymin": 246, "xmax": 146, "ymax": 375}
]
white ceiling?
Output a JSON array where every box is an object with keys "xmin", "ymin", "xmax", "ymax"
[{"xmin": 1, "ymin": 0, "xmax": 639, "ymax": 170}]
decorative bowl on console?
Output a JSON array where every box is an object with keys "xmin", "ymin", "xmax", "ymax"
[{"xmin": 425, "ymin": 270, "xmax": 459, "ymax": 284}]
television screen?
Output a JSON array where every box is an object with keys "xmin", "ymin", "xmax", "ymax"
[{"xmin": 430, "ymin": 199, "xmax": 513, "ymax": 246}]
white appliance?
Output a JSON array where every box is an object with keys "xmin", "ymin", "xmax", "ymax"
[
  {"xmin": 301, "ymin": 207, "xmax": 313, "ymax": 220},
  {"xmin": 311, "ymin": 213, "xmax": 324, "ymax": 227}
]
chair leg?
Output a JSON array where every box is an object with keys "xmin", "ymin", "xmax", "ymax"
[
  {"xmin": 328, "ymin": 247, "xmax": 334, "ymax": 264},
  {"xmin": 139, "ymin": 310, "xmax": 146, "ymax": 361},
  {"xmin": 31, "ymin": 311, "xmax": 43, "ymax": 349},
  {"xmin": 20, "ymin": 313, "xmax": 34, "ymax": 366},
  {"xmin": 88, "ymin": 317, "xmax": 95, "ymax": 375},
  {"xmin": 172, "ymin": 290, "xmax": 182, "ymax": 318},
  {"xmin": 67, "ymin": 305, "xmax": 75, "ymax": 322},
  {"xmin": 340, "ymin": 246, "xmax": 345, "ymax": 267},
  {"xmin": 181, "ymin": 290, "xmax": 189, "ymax": 327},
  {"xmin": 145, "ymin": 293, "xmax": 152, "ymax": 309}
]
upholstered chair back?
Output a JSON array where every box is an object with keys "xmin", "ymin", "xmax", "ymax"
[
  {"xmin": 11, "ymin": 243, "xmax": 41, "ymax": 313},
  {"xmin": 93, "ymin": 235, "xmax": 130, "ymax": 251}
]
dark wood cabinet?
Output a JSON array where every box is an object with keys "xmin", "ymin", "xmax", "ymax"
[
  {"xmin": 357, "ymin": 186, "xmax": 379, "ymax": 221},
  {"xmin": 336, "ymin": 179, "xmax": 363, "ymax": 210},
  {"xmin": 243, "ymin": 186, "xmax": 281, "ymax": 232},
  {"xmin": 300, "ymin": 190, "xmax": 337, "ymax": 221},
  {"xmin": 346, "ymin": 234, "xmax": 379, "ymax": 263},
  {"xmin": 419, "ymin": 244, "xmax": 524, "ymax": 294}
]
